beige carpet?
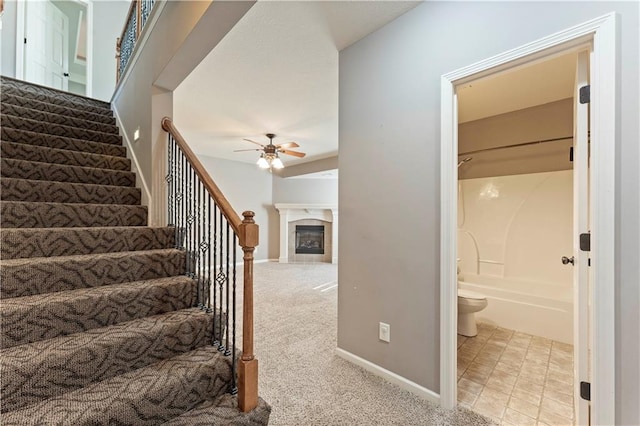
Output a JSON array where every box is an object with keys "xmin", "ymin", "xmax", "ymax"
[{"xmin": 250, "ymin": 262, "xmax": 495, "ymax": 425}]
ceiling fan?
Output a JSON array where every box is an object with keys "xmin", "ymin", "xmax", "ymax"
[{"xmin": 234, "ymin": 133, "xmax": 306, "ymax": 169}]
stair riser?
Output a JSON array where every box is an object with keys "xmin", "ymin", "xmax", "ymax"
[
  {"xmin": 1, "ymin": 227, "xmax": 173, "ymax": 259},
  {"xmin": 1, "ymin": 158, "xmax": 136, "ymax": 187},
  {"xmin": 1, "ymin": 142, "xmax": 131, "ymax": 171},
  {"xmin": 1, "ymin": 103, "xmax": 119, "ymax": 135},
  {"xmin": 0, "ymin": 310, "xmax": 213, "ymax": 413},
  {"xmin": 0, "ymin": 250, "xmax": 185, "ymax": 298},
  {"xmin": 163, "ymin": 395, "xmax": 272, "ymax": 426},
  {"xmin": 1, "ymin": 347, "xmax": 233, "ymax": 425},
  {"xmin": 1, "ymin": 79, "xmax": 111, "ymax": 113},
  {"xmin": 1, "ymin": 278, "xmax": 197, "ymax": 349},
  {"xmin": 1, "ymin": 115, "xmax": 121, "ymax": 145},
  {"xmin": 0, "ymin": 179, "xmax": 141, "ymax": 207},
  {"xmin": 1, "ymin": 92, "xmax": 116, "ymax": 125},
  {"xmin": 0, "ymin": 202, "xmax": 147, "ymax": 228},
  {"xmin": 1, "ymin": 128, "xmax": 127, "ymax": 157}
]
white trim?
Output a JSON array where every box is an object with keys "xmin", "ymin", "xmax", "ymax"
[
  {"xmin": 335, "ymin": 348, "xmax": 440, "ymax": 405},
  {"xmin": 440, "ymin": 13, "xmax": 617, "ymax": 424},
  {"xmin": 68, "ymin": 72, "xmax": 86, "ymax": 85},
  {"xmin": 110, "ymin": 0, "xmax": 167, "ymax": 104},
  {"xmin": 113, "ymin": 106, "xmax": 152, "ymax": 207},
  {"xmin": 73, "ymin": 9, "xmax": 86, "ymax": 65}
]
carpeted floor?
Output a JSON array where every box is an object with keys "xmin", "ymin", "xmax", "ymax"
[{"xmin": 250, "ymin": 262, "xmax": 496, "ymax": 426}]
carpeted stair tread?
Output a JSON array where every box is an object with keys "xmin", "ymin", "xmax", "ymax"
[
  {"xmin": 1, "ymin": 77, "xmax": 112, "ymax": 113},
  {"xmin": 162, "ymin": 394, "xmax": 272, "ymax": 426},
  {"xmin": 0, "ymin": 201, "xmax": 147, "ymax": 228},
  {"xmin": 1, "ymin": 127, "xmax": 126, "ymax": 157},
  {"xmin": 0, "ymin": 346, "xmax": 233, "ymax": 425},
  {"xmin": 1, "ymin": 103, "xmax": 119, "ymax": 134},
  {"xmin": 1, "ymin": 226, "xmax": 172, "ymax": 259},
  {"xmin": 1, "ymin": 92, "xmax": 116, "ymax": 124},
  {"xmin": 0, "ymin": 249, "xmax": 185, "ymax": 298},
  {"xmin": 0, "ymin": 308, "xmax": 213, "ymax": 413},
  {"xmin": 1, "ymin": 114, "xmax": 121, "ymax": 144},
  {"xmin": 0, "ymin": 178, "xmax": 141, "ymax": 205},
  {"xmin": 0, "ymin": 276, "xmax": 197, "ymax": 348},
  {"xmin": 1, "ymin": 158, "xmax": 136, "ymax": 187},
  {"xmin": 1, "ymin": 141, "xmax": 130, "ymax": 171}
]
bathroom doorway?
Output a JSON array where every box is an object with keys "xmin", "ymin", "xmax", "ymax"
[{"xmin": 440, "ymin": 15, "xmax": 615, "ymax": 424}]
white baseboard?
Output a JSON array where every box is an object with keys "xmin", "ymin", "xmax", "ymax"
[
  {"xmin": 112, "ymin": 106, "xmax": 152, "ymax": 207},
  {"xmin": 335, "ymin": 347, "xmax": 441, "ymax": 405}
]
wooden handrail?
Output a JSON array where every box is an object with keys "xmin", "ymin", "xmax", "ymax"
[{"xmin": 162, "ymin": 117, "xmax": 243, "ymax": 234}]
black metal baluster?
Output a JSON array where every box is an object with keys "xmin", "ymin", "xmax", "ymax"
[
  {"xmin": 166, "ymin": 137, "xmax": 172, "ymax": 226},
  {"xmin": 231, "ymin": 232, "xmax": 237, "ymax": 394},
  {"xmin": 191, "ymin": 168, "xmax": 197, "ymax": 281},
  {"xmin": 181, "ymin": 151, "xmax": 186, "ymax": 251},
  {"xmin": 212, "ymin": 204, "xmax": 219, "ymax": 347},
  {"xmin": 195, "ymin": 177, "xmax": 202, "ymax": 307},
  {"xmin": 185, "ymin": 158, "xmax": 191, "ymax": 279},
  {"xmin": 225, "ymin": 221, "xmax": 231, "ymax": 356},
  {"xmin": 207, "ymin": 196, "xmax": 212, "ymax": 313},
  {"xmin": 218, "ymin": 209, "xmax": 225, "ymax": 353}
]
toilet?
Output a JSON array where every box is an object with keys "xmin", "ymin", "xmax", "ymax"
[{"xmin": 457, "ymin": 288, "xmax": 488, "ymax": 337}]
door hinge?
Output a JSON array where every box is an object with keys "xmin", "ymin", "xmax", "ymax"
[
  {"xmin": 588, "ymin": 258, "xmax": 591, "ymax": 267},
  {"xmin": 580, "ymin": 85, "xmax": 591, "ymax": 104},
  {"xmin": 580, "ymin": 381, "xmax": 591, "ymax": 401},
  {"xmin": 569, "ymin": 147, "xmax": 574, "ymax": 162},
  {"xmin": 24, "ymin": 37, "xmax": 27, "ymax": 44},
  {"xmin": 580, "ymin": 233, "xmax": 591, "ymax": 251}
]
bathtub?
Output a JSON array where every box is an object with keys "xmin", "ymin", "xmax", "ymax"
[{"xmin": 458, "ymin": 273, "xmax": 573, "ymax": 344}]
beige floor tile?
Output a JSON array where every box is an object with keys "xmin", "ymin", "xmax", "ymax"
[
  {"xmin": 462, "ymin": 368, "xmax": 490, "ymax": 385},
  {"xmin": 552, "ymin": 341, "xmax": 573, "ymax": 354},
  {"xmin": 500, "ymin": 352, "xmax": 525, "ymax": 368},
  {"xmin": 514, "ymin": 378, "xmax": 544, "ymax": 397},
  {"xmin": 458, "ymin": 388, "xmax": 479, "ymax": 406},
  {"xmin": 543, "ymin": 386, "xmax": 574, "ymax": 406},
  {"xmin": 545, "ymin": 377, "xmax": 573, "ymax": 396},
  {"xmin": 541, "ymin": 396, "xmax": 574, "ymax": 419},
  {"xmin": 538, "ymin": 405, "xmax": 574, "ymax": 425},
  {"xmin": 474, "ymin": 394, "xmax": 507, "ymax": 420},
  {"xmin": 493, "ymin": 361, "xmax": 515, "ymax": 374},
  {"xmin": 503, "ymin": 408, "xmax": 537, "ymax": 426},
  {"xmin": 511, "ymin": 387, "xmax": 543, "ymax": 405},
  {"xmin": 479, "ymin": 387, "xmax": 510, "ymax": 406},
  {"xmin": 458, "ymin": 377, "xmax": 484, "ymax": 395},
  {"xmin": 475, "ymin": 351, "xmax": 501, "ymax": 368},
  {"xmin": 485, "ymin": 369, "xmax": 517, "ymax": 394},
  {"xmin": 508, "ymin": 395, "xmax": 540, "ymax": 419},
  {"xmin": 458, "ymin": 335, "xmax": 468, "ymax": 348}
]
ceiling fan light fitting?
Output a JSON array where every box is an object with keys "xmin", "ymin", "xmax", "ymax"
[
  {"xmin": 272, "ymin": 156, "xmax": 284, "ymax": 169},
  {"xmin": 257, "ymin": 155, "xmax": 270, "ymax": 169}
]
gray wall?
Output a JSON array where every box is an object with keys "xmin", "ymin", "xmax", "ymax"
[
  {"xmin": 112, "ymin": 0, "xmax": 254, "ymax": 225},
  {"xmin": 338, "ymin": 2, "xmax": 639, "ymax": 423},
  {"xmin": 199, "ymin": 156, "xmax": 278, "ymax": 261},
  {"xmin": 90, "ymin": 1, "xmax": 129, "ymax": 100},
  {"xmin": 272, "ymin": 176, "xmax": 338, "ymax": 205}
]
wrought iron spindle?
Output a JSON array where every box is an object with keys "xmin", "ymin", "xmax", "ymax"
[
  {"xmin": 207, "ymin": 196, "xmax": 212, "ymax": 313},
  {"xmin": 212, "ymin": 203, "xmax": 219, "ymax": 346},
  {"xmin": 218, "ymin": 209, "xmax": 225, "ymax": 353},
  {"xmin": 225, "ymin": 222, "xmax": 231, "ymax": 356}
]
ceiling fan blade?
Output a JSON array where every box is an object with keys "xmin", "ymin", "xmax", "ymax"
[
  {"xmin": 275, "ymin": 142, "xmax": 299, "ymax": 149},
  {"xmin": 233, "ymin": 148, "xmax": 261, "ymax": 152},
  {"xmin": 243, "ymin": 138, "xmax": 265, "ymax": 147},
  {"xmin": 279, "ymin": 149, "xmax": 306, "ymax": 158}
]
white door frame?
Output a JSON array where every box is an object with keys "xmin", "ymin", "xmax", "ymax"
[
  {"xmin": 440, "ymin": 12, "xmax": 617, "ymax": 425},
  {"xmin": 15, "ymin": 0, "xmax": 93, "ymax": 96}
]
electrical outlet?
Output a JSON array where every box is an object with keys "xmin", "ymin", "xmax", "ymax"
[{"xmin": 379, "ymin": 322, "xmax": 390, "ymax": 343}]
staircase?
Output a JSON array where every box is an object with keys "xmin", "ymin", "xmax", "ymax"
[{"xmin": 0, "ymin": 76, "xmax": 270, "ymax": 424}]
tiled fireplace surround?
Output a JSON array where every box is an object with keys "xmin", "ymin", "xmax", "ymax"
[{"xmin": 274, "ymin": 204, "xmax": 338, "ymax": 264}]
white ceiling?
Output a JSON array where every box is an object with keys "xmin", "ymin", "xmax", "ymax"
[
  {"xmin": 175, "ymin": 3, "xmax": 577, "ymax": 169},
  {"xmin": 174, "ymin": 1, "xmax": 420, "ymax": 166},
  {"xmin": 457, "ymin": 52, "xmax": 577, "ymax": 123}
]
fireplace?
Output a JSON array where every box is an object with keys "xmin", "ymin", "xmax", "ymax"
[
  {"xmin": 295, "ymin": 225, "xmax": 324, "ymax": 254},
  {"xmin": 274, "ymin": 204, "xmax": 338, "ymax": 264}
]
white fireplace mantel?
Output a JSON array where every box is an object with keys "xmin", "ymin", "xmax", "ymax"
[{"xmin": 274, "ymin": 204, "xmax": 338, "ymax": 264}]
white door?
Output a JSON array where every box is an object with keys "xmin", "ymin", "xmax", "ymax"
[
  {"xmin": 572, "ymin": 49, "xmax": 590, "ymax": 426},
  {"xmin": 24, "ymin": 0, "xmax": 69, "ymax": 91}
]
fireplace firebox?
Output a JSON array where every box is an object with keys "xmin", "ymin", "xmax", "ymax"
[{"xmin": 295, "ymin": 225, "xmax": 324, "ymax": 254}]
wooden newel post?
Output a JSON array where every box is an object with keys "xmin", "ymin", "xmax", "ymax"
[{"xmin": 238, "ymin": 211, "xmax": 259, "ymax": 412}]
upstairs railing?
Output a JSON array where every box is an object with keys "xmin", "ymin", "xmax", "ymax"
[
  {"xmin": 116, "ymin": 0, "xmax": 156, "ymax": 82},
  {"xmin": 162, "ymin": 117, "xmax": 259, "ymax": 412}
]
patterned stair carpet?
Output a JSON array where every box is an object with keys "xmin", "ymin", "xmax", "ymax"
[{"xmin": 0, "ymin": 76, "xmax": 270, "ymax": 425}]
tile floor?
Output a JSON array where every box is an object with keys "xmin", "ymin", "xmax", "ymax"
[{"xmin": 457, "ymin": 322, "xmax": 575, "ymax": 425}]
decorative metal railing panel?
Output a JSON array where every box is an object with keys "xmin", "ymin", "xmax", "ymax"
[
  {"xmin": 162, "ymin": 117, "xmax": 259, "ymax": 412},
  {"xmin": 116, "ymin": 0, "xmax": 157, "ymax": 82}
]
